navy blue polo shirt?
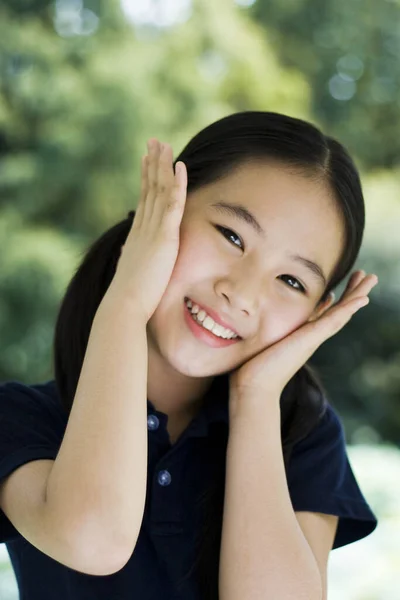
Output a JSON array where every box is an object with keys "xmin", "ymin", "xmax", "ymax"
[{"xmin": 0, "ymin": 377, "xmax": 378, "ymax": 600}]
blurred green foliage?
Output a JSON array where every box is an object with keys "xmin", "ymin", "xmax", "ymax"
[
  {"xmin": 0, "ymin": 0, "xmax": 399, "ymax": 444},
  {"xmin": 250, "ymin": 0, "xmax": 400, "ymax": 168}
]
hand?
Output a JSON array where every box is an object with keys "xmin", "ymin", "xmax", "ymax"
[
  {"xmin": 228, "ymin": 270, "xmax": 379, "ymax": 413},
  {"xmin": 107, "ymin": 139, "xmax": 187, "ymax": 323}
]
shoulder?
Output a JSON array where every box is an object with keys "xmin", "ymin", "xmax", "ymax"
[
  {"xmin": 286, "ymin": 401, "xmax": 348, "ymax": 490},
  {"xmin": 286, "ymin": 400, "xmax": 378, "ymax": 549},
  {"xmin": 295, "ymin": 402, "xmax": 343, "ymax": 452},
  {"xmin": 1, "ymin": 379, "xmax": 61, "ymax": 405},
  {"xmin": 0, "ymin": 379, "xmax": 67, "ymax": 442},
  {"xmin": 0, "ymin": 380, "xmax": 66, "ymax": 543}
]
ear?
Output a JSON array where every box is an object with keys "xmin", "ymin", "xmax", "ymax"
[{"xmin": 307, "ymin": 291, "xmax": 336, "ymax": 323}]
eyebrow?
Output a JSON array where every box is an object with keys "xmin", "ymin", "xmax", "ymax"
[{"xmin": 210, "ymin": 201, "xmax": 328, "ymax": 288}]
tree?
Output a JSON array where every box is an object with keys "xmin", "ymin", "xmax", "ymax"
[{"xmin": 249, "ymin": 0, "xmax": 400, "ymax": 168}]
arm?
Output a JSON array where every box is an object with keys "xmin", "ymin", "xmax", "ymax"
[
  {"xmin": 45, "ymin": 290, "xmax": 149, "ymax": 569},
  {"xmin": 219, "ymin": 394, "xmax": 323, "ymax": 600},
  {"xmin": 220, "ymin": 272, "xmax": 378, "ymax": 598}
]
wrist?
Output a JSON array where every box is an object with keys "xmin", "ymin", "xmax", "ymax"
[
  {"xmin": 229, "ymin": 387, "xmax": 282, "ymax": 421},
  {"xmin": 96, "ymin": 287, "xmax": 148, "ymax": 326}
]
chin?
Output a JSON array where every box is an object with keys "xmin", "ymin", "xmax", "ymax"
[{"xmin": 172, "ymin": 354, "xmax": 224, "ymax": 378}]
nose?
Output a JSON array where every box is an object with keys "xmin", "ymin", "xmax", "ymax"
[{"xmin": 220, "ymin": 279, "xmax": 262, "ymax": 317}]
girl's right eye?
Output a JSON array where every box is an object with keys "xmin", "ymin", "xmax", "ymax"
[{"xmin": 215, "ymin": 225, "xmax": 244, "ymax": 250}]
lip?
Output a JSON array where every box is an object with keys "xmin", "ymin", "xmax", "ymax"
[
  {"xmin": 183, "ymin": 299, "xmax": 241, "ymax": 348},
  {"xmin": 184, "ymin": 297, "xmax": 241, "ymax": 338}
]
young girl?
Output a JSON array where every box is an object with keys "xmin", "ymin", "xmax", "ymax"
[{"xmin": 0, "ymin": 111, "xmax": 378, "ymax": 600}]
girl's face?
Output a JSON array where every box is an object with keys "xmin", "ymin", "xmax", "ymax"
[{"xmin": 147, "ymin": 160, "xmax": 345, "ymax": 380}]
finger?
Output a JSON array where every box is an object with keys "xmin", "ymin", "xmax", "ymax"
[
  {"xmin": 132, "ymin": 155, "xmax": 148, "ymax": 230},
  {"xmin": 170, "ymin": 160, "xmax": 188, "ymax": 213},
  {"xmin": 141, "ymin": 154, "xmax": 149, "ymax": 201},
  {"xmin": 157, "ymin": 143, "xmax": 175, "ymax": 203},
  {"xmin": 158, "ymin": 143, "xmax": 175, "ymax": 184},
  {"xmin": 144, "ymin": 138, "xmax": 161, "ymax": 224},
  {"xmin": 342, "ymin": 273, "xmax": 378, "ymax": 304},
  {"xmin": 174, "ymin": 161, "xmax": 187, "ymax": 205},
  {"xmin": 348, "ymin": 270, "xmax": 366, "ymax": 291},
  {"xmin": 153, "ymin": 142, "xmax": 178, "ymax": 226},
  {"xmin": 159, "ymin": 160, "xmax": 188, "ymax": 243},
  {"xmin": 150, "ymin": 142, "xmax": 167, "ymax": 227},
  {"xmin": 339, "ymin": 270, "xmax": 365, "ymax": 302}
]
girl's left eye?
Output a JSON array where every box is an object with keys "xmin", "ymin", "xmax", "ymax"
[
  {"xmin": 279, "ymin": 275, "xmax": 306, "ymax": 294},
  {"xmin": 215, "ymin": 225, "xmax": 244, "ymax": 249},
  {"xmin": 215, "ymin": 225, "xmax": 307, "ymax": 294}
]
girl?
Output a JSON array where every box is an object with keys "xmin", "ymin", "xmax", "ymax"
[{"xmin": 0, "ymin": 112, "xmax": 378, "ymax": 600}]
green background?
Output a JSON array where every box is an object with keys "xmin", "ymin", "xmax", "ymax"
[{"xmin": 0, "ymin": 2, "xmax": 399, "ymax": 597}]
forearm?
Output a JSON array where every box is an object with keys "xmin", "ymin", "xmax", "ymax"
[
  {"xmin": 219, "ymin": 395, "xmax": 322, "ymax": 600},
  {"xmin": 46, "ymin": 290, "xmax": 149, "ymax": 559}
]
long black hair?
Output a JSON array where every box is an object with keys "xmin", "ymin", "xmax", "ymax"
[{"xmin": 52, "ymin": 112, "xmax": 365, "ymax": 599}]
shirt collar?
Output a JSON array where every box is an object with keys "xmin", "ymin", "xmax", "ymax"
[{"xmin": 146, "ymin": 373, "xmax": 230, "ymax": 439}]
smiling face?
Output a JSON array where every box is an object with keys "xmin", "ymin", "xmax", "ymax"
[{"xmin": 145, "ymin": 159, "xmax": 345, "ymax": 410}]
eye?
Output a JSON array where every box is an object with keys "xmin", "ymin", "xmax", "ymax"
[
  {"xmin": 215, "ymin": 225, "xmax": 244, "ymax": 250},
  {"xmin": 279, "ymin": 275, "xmax": 306, "ymax": 294}
]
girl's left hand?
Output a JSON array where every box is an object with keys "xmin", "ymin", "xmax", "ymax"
[{"xmin": 228, "ymin": 270, "xmax": 379, "ymax": 410}]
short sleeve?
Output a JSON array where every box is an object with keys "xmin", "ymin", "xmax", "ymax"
[
  {"xmin": 286, "ymin": 403, "xmax": 378, "ymax": 549},
  {"xmin": 0, "ymin": 380, "xmax": 67, "ymax": 543}
]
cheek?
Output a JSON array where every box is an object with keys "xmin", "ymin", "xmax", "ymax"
[
  {"xmin": 169, "ymin": 233, "xmax": 217, "ymax": 283},
  {"xmin": 257, "ymin": 305, "xmax": 310, "ymax": 347}
]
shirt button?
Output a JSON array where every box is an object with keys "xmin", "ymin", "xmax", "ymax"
[
  {"xmin": 147, "ymin": 414, "xmax": 160, "ymax": 430},
  {"xmin": 157, "ymin": 470, "xmax": 172, "ymax": 486}
]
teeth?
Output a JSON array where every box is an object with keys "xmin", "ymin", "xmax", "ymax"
[
  {"xmin": 185, "ymin": 298, "xmax": 238, "ymax": 339},
  {"xmin": 197, "ymin": 309, "xmax": 207, "ymax": 322}
]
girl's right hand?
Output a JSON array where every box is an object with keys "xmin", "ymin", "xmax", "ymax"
[{"xmin": 110, "ymin": 138, "xmax": 188, "ymax": 323}]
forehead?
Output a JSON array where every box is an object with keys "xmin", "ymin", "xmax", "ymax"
[{"xmin": 187, "ymin": 160, "xmax": 345, "ymax": 282}]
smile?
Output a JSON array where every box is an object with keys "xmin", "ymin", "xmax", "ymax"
[{"xmin": 183, "ymin": 298, "xmax": 241, "ymax": 348}]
